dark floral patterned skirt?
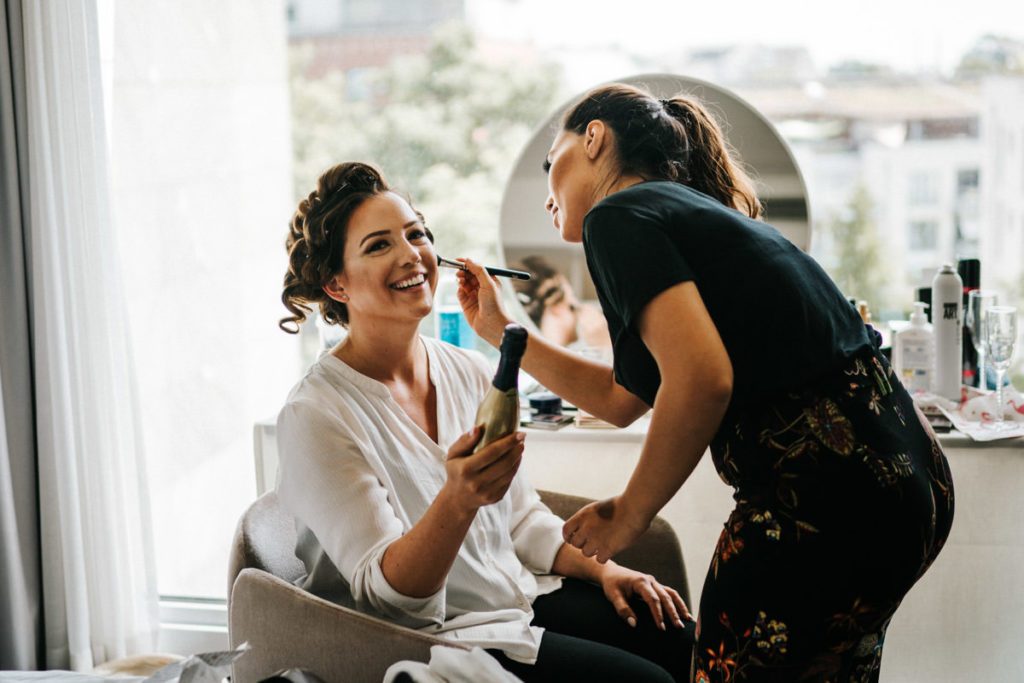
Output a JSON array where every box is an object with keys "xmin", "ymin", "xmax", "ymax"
[{"xmin": 693, "ymin": 346, "xmax": 954, "ymax": 683}]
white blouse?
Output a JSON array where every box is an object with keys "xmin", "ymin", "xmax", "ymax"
[{"xmin": 275, "ymin": 336, "xmax": 565, "ymax": 663}]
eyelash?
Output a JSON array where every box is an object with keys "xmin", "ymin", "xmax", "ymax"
[
  {"xmin": 542, "ymin": 160, "xmax": 551, "ymax": 173},
  {"xmin": 366, "ymin": 229, "xmax": 429, "ymax": 253}
]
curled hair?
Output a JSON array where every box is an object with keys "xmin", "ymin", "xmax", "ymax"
[
  {"xmin": 279, "ymin": 162, "xmax": 391, "ymax": 333},
  {"xmin": 562, "ymin": 83, "xmax": 762, "ymax": 219}
]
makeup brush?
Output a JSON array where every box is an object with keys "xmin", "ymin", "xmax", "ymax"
[{"xmin": 437, "ymin": 255, "xmax": 531, "ymax": 281}]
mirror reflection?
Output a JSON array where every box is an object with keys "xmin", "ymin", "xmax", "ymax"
[
  {"xmin": 498, "ymin": 73, "xmax": 811, "ymax": 345},
  {"xmin": 509, "ymin": 255, "xmax": 612, "ymax": 356}
]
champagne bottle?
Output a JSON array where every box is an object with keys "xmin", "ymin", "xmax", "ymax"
[{"xmin": 473, "ymin": 323, "xmax": 528, "ymax": 452}]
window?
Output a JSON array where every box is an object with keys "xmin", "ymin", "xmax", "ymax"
[
  {"xmin": 908, "ymin": 171, "xmax": 939, "ymax": 206},
  {"xmin": 107, "ymin": 3, "xmax": 296, "ymax": 602},
  {"xmin": 908, "ymin": 220, "xmax": 939, "ymax": 251},
  {"xmin": 957, "ymin": 168, "xmax": 979, "ymax": 193}
]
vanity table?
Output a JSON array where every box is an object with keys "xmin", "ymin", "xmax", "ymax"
[{"xmin": 520, "ymin": 420, "xmax": 1024, "ymax": 683}]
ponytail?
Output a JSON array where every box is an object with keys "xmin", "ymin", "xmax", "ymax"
[
  {"xmin": 662, "ymin": 95, "xmax": 762, "ymax": 219},
  {"xmin": 562, "ymin": 84, "xmax": 762, "ymax": 219}
]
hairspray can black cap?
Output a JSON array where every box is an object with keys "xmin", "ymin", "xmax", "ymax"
[
  {"xmin": 957, "ymin": 258, "xmax": 980, "ymax": 290},
  {"xmin": 915, "ymin": 286, "xmax": 932, "ymax": 323}
]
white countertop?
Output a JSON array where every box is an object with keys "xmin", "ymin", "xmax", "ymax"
[{"xmin": 522, "ymin": 412, "xmax": 1024, "ymax": 450}]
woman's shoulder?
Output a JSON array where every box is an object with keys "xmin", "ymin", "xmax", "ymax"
[
  {"xmin": 608, "ymin": 179, "xmax": 708, "ymax": 203},
  {"xmin": 280, "ymin": 352, "xmax": 383, "ymax": 416},
  {"xmin": 588, "ymin": 180, "xmax": 718, "ymax": 224}
]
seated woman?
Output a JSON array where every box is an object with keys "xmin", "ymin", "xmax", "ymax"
[{"xmin": 274, "ymin": 161, "xmax": 694, "ymax": 682}]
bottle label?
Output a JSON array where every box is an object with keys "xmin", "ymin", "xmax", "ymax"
[
  {"xmin": 900, "ymin": 367, "xmax": 931, "ymax": 393},
  {"xmin": 902, "ymin": 343, "xmax": 931, "ymax": 367},
  {"xmin": 940, "ymin": 302, "xmax": 960, "ymax": 323},
  {"xmin": 437, "ymin": 308, "xmax": 476, "ymax": 349}
]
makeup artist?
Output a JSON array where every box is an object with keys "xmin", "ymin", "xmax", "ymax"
[
  {"xmin": 457, "ymin": 83, "xmax": 954, "ymax": 682},
  {"xmin": 274, "ymin": 161, "xmax": 694, "ymax": 682}
]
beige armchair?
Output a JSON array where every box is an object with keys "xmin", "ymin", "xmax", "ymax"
[{"xmin": 228, "ymin": 490, "xmax": 690, "ymax": 683}]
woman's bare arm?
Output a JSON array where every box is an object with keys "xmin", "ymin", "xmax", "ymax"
[
  {"xmin": 563, "ymin": 281, "xmax": 732, "ymax": 561},
  {"xmin": 380, "ymin": 429, "xmax": 524, "ymax": 597},
  {"xmin": 457, "ymin": 260, "xmax": 649, "ymax": 426}
]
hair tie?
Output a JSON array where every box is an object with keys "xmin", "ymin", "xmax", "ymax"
[{"xmin": 659, "ymin": 98, "xmax": 671, "ymax": 108}]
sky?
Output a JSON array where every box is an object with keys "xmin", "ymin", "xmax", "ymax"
[{"xmin": 469, "ymin": 0, "xmax": 1023, "ymax": 75}]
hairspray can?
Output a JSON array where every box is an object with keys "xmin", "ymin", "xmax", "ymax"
[
  {"xmin": 931, "ymin": 263, "xmax": 963, "ymax": 401},
  {"xmin": 958, "ymin": 258, "xmax": 981, "ymax": 387}
]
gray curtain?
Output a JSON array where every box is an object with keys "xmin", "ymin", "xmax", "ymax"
[{"xmin": 0, "ymin": 0, "xmax": 43, "ymax": 670}]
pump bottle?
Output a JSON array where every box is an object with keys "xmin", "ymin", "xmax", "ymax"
[{"xmin": 893, "ymin": 302, "xmax": 934, "ymax": 393}]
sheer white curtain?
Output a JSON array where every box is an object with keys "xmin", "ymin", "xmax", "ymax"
[{"xmin": 23, "ymin": 0, "xmax": 158, "ymax": 670}]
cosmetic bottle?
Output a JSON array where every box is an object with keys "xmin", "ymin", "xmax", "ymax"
[
  {"xmin": 473, "ymin": 323, "xmax": 528, "ymax": 452},
  {"xmin": 958, "ymin": 258, "xmax": 981, "ymax": 387},
  {"xmin": 915, "ymin": 287, "xmax": 933, "ymax": 322},
  {"xmin": 435, "ymin": 275, "xmax": 476, "ymax": 350},
  {"xmin": 856, "ymin": 300, "xmax": 872, "ymax": 324},
  {"xmin": 931, "ymin": 264, "xmax": 963, "ymax": 402},
  {"xmin": 893, "ymin": 302, "xmax": 934, "ymax": 393}
]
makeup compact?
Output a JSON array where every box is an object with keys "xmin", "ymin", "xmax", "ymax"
[{"xmin": 527, "ymin": 392, "xmax": 562, "ymax": 417}]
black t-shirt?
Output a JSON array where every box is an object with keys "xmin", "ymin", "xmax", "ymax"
[{"xmin": 583, "ymin": 180, "xmax": 872, "ymax": 411}]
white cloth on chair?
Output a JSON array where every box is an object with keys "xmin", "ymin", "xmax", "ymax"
[{"xmin": 382, "ymin": 646, "xmax": 523, "ymax": 683}]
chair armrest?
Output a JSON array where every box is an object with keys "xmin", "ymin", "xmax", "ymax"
[
  {"xmin": 537, "ymin": 490, "xmax": 691, "ymax": 605},
  {"xmin": 229, "ymin": 568, "xmax": 467, "ymax": 683}
]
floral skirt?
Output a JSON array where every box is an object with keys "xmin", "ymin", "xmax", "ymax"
[{"xmin": 693, "ymin": 347, "xmax": 954, "ymax": 683}]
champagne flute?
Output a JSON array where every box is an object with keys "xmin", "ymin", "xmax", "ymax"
[
  {"xmin": 967, "ymin": 290, "xmax": 999, "ymax": 389},
  {"xmin": 984, "ymin": 305, "xmax": 1017, "ymax": 428}
]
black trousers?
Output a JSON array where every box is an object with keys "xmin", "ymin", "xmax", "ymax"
[
  {"xmin": 697, "ymin": 347, "xmax": 955, "ymax": 682},
  {"xmin": 487, "ymin": 578, "xmax": 695, "ymax": 682}
]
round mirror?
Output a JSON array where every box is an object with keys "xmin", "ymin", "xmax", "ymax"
[{"xmin": 498, "ymin": 73, "xmax": 811, "ymax": 347}]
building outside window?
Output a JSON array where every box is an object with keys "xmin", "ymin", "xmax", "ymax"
[
  {"xmin": 908, "ymin": 170, "xmax": 940, "ymax": 205},
  {"xmin": 909, "ymin": 219, "xmax": 940, "ymax": 251}
]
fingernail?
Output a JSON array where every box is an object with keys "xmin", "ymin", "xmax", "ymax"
[
  {"xmin": 627, "ymin": 617, "xmax": 636, "ymax": 628},
  {"xmin": 675, "ymin": 618, "xmax": 684, "ymax": 628},
  {"xmin": 659, "ymin": 622, "xmax": 666, "ymax": 631}
]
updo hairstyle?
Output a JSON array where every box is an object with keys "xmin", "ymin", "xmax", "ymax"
[
  {"xmin": 279, "ymin": 162, "xmax": 394, "ymax": 333},
  {"xmin": 562, "ymin": 83, "xmax": 762, "ymax": 219}
]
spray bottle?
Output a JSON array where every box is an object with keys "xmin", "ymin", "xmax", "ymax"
[{"xmin": 931, "ymin": 263, "xmax": 963, "ymax": 402}]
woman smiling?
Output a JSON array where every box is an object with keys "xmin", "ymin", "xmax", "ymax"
[{"xmin": 274, "ymin": 161, "xmax": 694, "ymax": 682}]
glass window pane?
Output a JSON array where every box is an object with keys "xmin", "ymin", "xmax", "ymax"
[{"xmin": 108, "ymin": 1, "xmax": 297, "ymax": 598}]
